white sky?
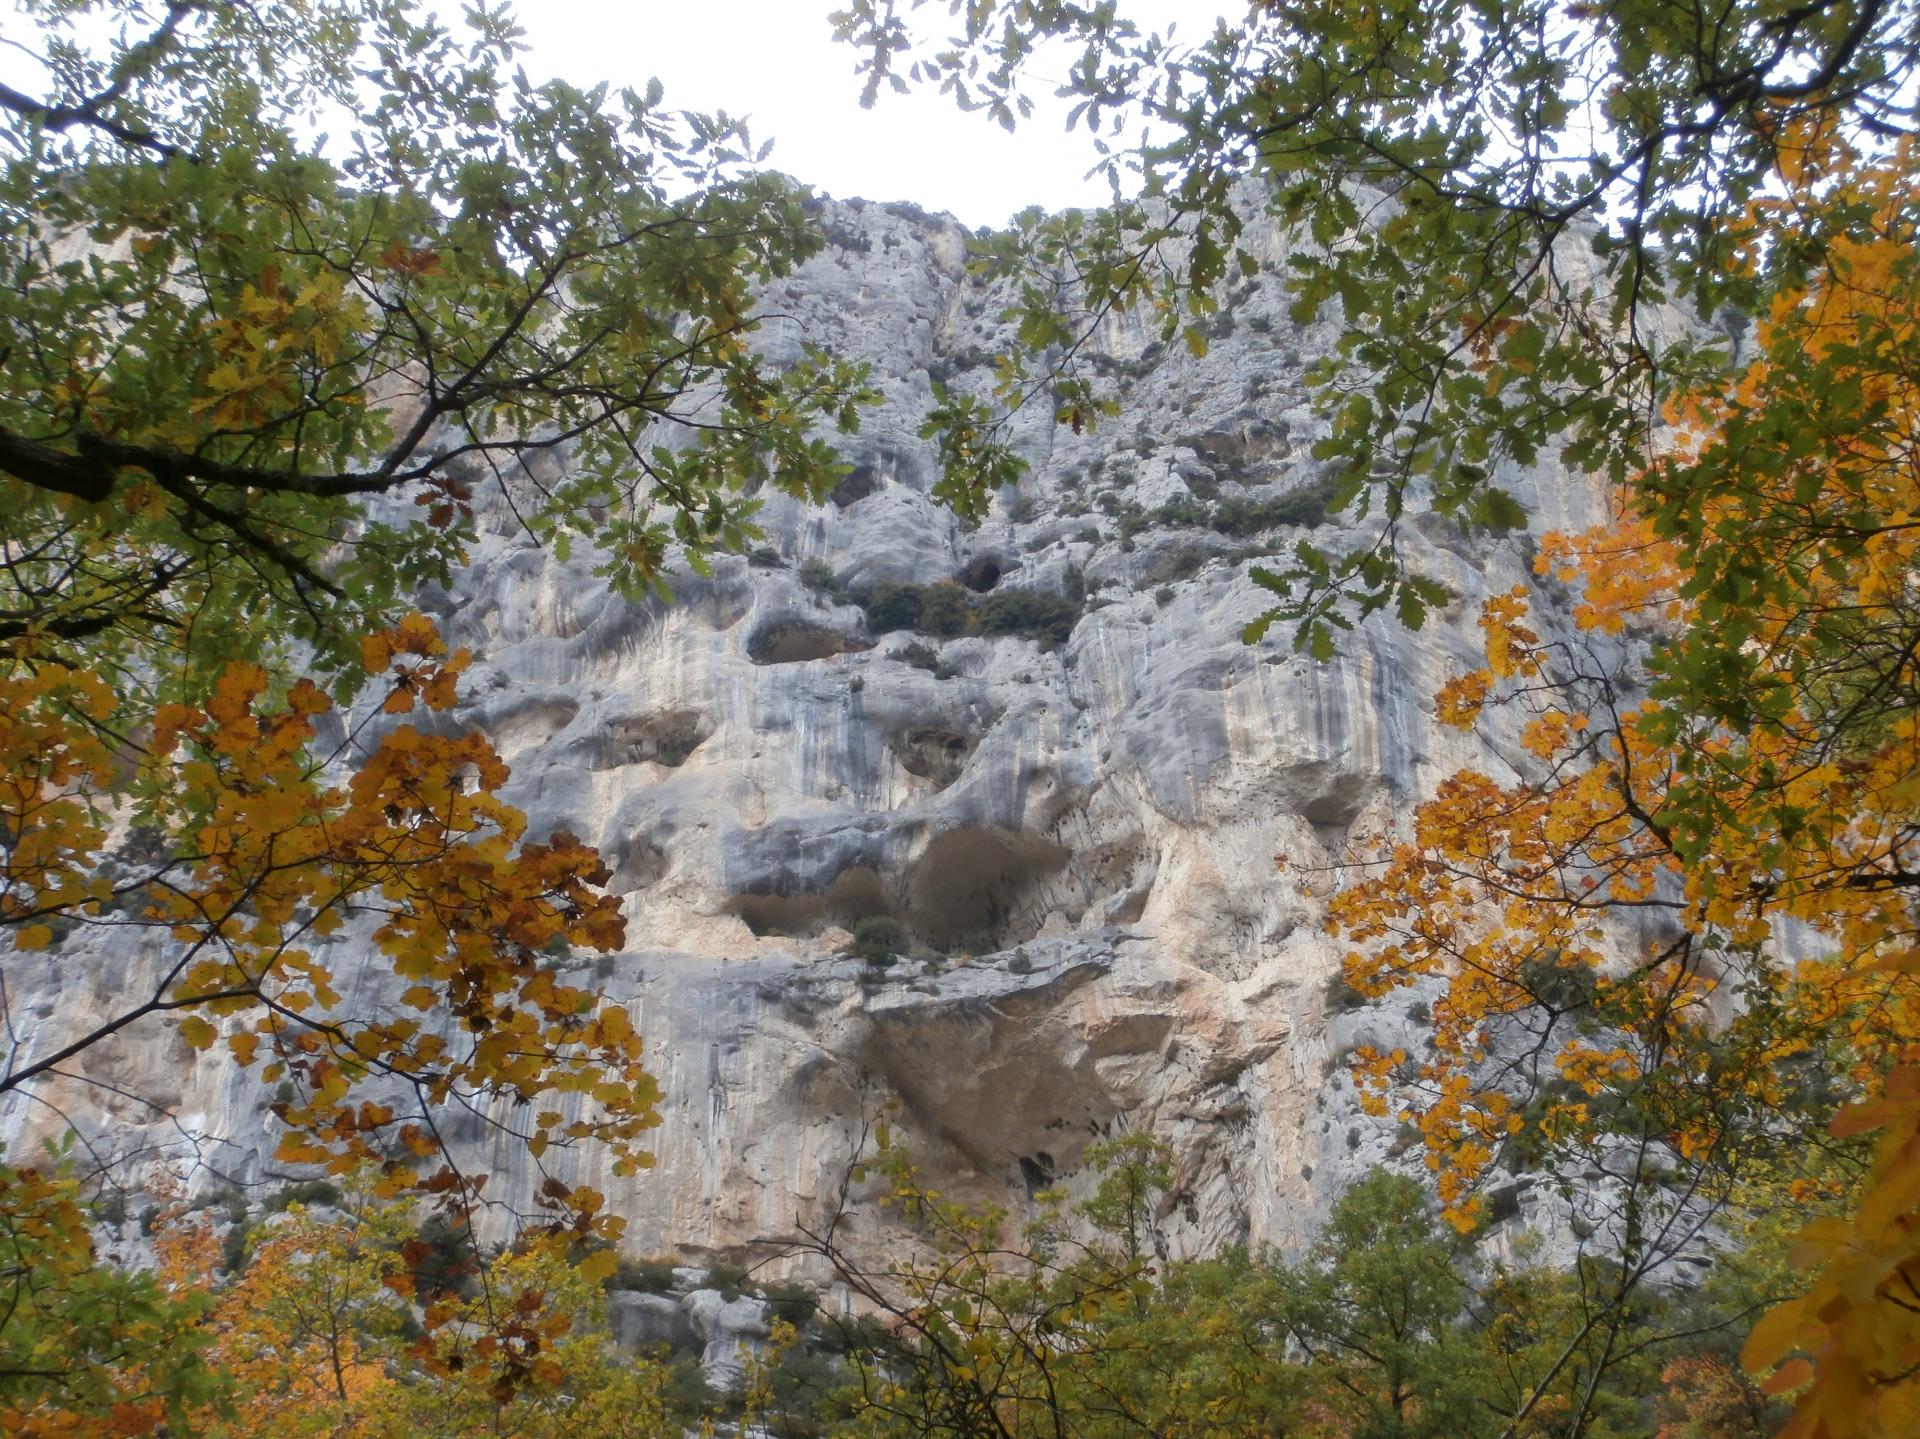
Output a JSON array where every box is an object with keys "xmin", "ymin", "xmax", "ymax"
[
  {"xmin": 510, "ymin": 1, "xmax": 1231, "ymax": 227},
  {"xmin": 0, "ymin": 1, "xmax": 1231, "ymax": 227}
]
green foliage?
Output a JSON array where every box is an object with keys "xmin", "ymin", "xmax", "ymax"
[
  {"xmin": 1211, "ymin": 481, "xmax": 1338, "ymax": 536},
  {"xmin": 608, "ymin": 1255, "xmax": 682, "ymax": 1294},
  {"xmin": 796, "ymin": 1137, "xmax": 1792, "ymax": 1439},
  {"xmin": 915, "ymin": 583, "xmax": 972, "ymax": 637},
  {"xmin": 799, "ymin": 558, "xmax": 843, "ymax": 595},
  {"xmin": 407, "ymin": 1213, "xmax": 477, "ymax": 1299},
  {"xmin": 843, "ymin": 914, "xmax": 912, "ymax": 966},
  {"xmin": 864, "ymin": 581, "xmax": 926, "ymax": 632},
  {"xmin": 972, "ymin": 588, "xmax": 1079, "ymax": 647},
  {"xmin": 891, "ymin": 640, "xmax": 949, "ymax": 677},
  {"xmin": 703, "ymin": 1259, "xmax": 753, "ymax": 1302},
  {"xmin": 0, "ymin": 3, "xmax": 909, "ymax": 699},
  {"xmin": 1077, "ymin": 1133, "xmax": 1172, "ymax": 1262},
  {"xmin": 833, "ymin": 0, "xmax": 1918, "ymax": 654},
  {"xmin": 0, "ymin": 1151, "xmax": 222, "ymax": 1430},
  {"xmin": 851, "ymin": 915, "xmax": 911, "ymax": 952},
  {"xmin": 858, "ymin": 581, "xmax": 1084, "ymax": 650}
]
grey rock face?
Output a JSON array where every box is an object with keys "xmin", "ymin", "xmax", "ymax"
[
  {"xmin": 684, "ymin": 1289, "xmax": 774, "ymax": 1390},
  {"xmin": 5, "ymin": 190, "xmax": 1618, "ymax": 1301},
  {"xmin": 607, "ymin": 1291, "xmax": 702, "ymax": 1356}
]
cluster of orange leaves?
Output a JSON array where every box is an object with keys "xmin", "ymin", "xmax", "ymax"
[
  {"xmin": 1322, "ymin": 132, "xmax": 1920, "ymax": 1433},
  {"xmin": 1, "ymin": 613, "xmax": 655, "ymax": 1232}
]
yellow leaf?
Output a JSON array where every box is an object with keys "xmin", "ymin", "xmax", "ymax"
[
  {"xmin": 274, "ymin": 1134, "xmax": 332, "ymax": 1165},
  {"xmin": 14, "ymin": 923, "xmax": 54, "ymax": 951},
  {"xmin": 1741, "ymin": 1298, "xmax": 1808, "ymax": 1374},
  {"xmin": 179, "ymin": 1015, "xmax": 217, "ymax": 1050},
  {"xmin": 575, "ymin": 1248, "xmax": 617, "ymax": 1285}
]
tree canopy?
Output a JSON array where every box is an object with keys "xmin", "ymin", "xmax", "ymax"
[
  {"xmin": 0, "ymin": 0, "xmax": 887, "ymax": 690},
  {"xmin": 836, "ymin": 0, "xmax": 1919, "ymax": 648},
  {"xmin": 7, "ymin": 0, "xmax": 1920, "ymax": 1433}
]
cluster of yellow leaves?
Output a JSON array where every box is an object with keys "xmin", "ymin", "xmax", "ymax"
[
  {"xmin": 0, "ymin": 665, "xmax": 119, "ymax": 951},
  {"xmin": 190, "ymin": 1197, "xmax": 412, "ymax": 1436},
  {"xmin": 189, "ymin": 265, "xmax": 368, "ymax": 436},
  {"xmin": 1325, "ymin": 132, "xmax": 1920, "ymax": 1423},
  {"xmin": 1740, "ymin": 1059, "xmax": 1920, "ymax": 1437},
  {"xmin": 128, "ymin": 1182, "xmax": 679, "ymax": 1439}
]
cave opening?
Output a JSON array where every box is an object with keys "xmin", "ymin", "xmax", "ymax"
[
  {"xmin": 888, "ymin": 726, "xmax": 979, "ymax": 791},
  {"xmin": 830, "ymin": 464, "xmax": 880, "ymax": 508},
  {"xmin": 728, "ymin": 867, "xmax": 891, "ymax": 941},
  {"xmin": 957, "ymin": 556, "xmax": 1003, "ymax": 593},
  {"xmin": 746, "ymin": 622, "xmax": 867, "ymax": 665},
  {"xmin": 902, "ymin": 825, "xmax": 1072, "ymax": 954}
]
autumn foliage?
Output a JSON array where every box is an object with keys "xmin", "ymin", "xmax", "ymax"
[
  {"xmin": 2, "ymin": 612, "xmax": 650, "ymax": 1210},
  {"xmin": 0, "ymin": 607, "xmax": 658, "ymax": 1432},
  {"xmin": 1326, "ymin": 132, "xmax": 1920, "ymax": 1433}
]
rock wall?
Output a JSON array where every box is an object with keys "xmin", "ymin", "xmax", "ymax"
[{"xmin": 5, "ymin": 190, "xmax": 1623, "ymax": 1285}]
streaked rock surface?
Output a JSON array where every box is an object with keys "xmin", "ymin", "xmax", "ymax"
[{"xmin": 6, "ymin": 190, "xmax": 1620, "ymax": 1295}]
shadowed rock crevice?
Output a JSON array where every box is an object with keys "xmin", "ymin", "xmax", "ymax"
[
  {"xmin": 590, "ymin": 709, "xmax": 712, "ymax": 769},
  {"xmin": 609, "ymin": 836, "xmax": 669, "ymax": 892},
  {"xmin": 957, "ymin": 555, "xmax": 1003, "ymax": 592},
  {"xmin": 729, "ymin": 867, "xmax": 890, "ymax": 940},
  {"xmin": 483, "ymin": 698, "xmax": 579, "ymax": 756},
  {"xmin": 830, "ymin": 463, "xmax": 880, "ymax": 508},
  {"xmin": 1296, "ymin": 770, "xmax": 1376, "ymax": 851},
  {"xmin": 1078, "ymin": 833, "xmax": 1155, "ymax": 924},
  {"xmin": 903, "ymin": 825, "xmax": 1072, "ymax": 953},
  {"xmin": 746, "ymin": 621, "xmax": 869, "ymax": 665},
  {"xmin": 723, "ymin": 822, "xmax": 1087, "ymax": 956},
  {"xmin": 887, "ymin": 725, "xmax": 979, "ymax": 791}
]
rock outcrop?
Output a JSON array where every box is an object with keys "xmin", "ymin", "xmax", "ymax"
[{"xmin": 4, "ymin": 190, "xmax": 1620, "ymax": 1292}]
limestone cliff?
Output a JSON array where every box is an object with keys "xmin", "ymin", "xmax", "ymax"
[{"xmin": 4, "ymin": 191, "xmax": 1619, "ymax": 1283}]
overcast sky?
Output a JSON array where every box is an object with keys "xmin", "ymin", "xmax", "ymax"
[
  {"xmin": 0, "ymin": 1, "xmax": 1232, "ymax": 227},
  {"xmin": 512, "ymin": 1, "xmax": 1232, "ymax": 227}
]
